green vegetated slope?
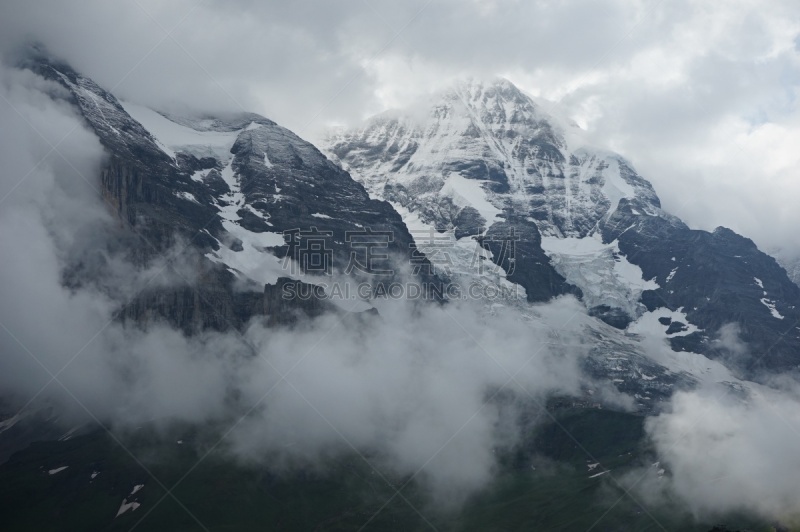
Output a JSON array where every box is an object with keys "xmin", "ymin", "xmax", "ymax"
[{"xmin": 0, "ymin": 408, "xmax": 770, "ymax": 531}]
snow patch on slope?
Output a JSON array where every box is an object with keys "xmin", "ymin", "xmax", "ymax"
[
  {"xmin": 666, "ymin": 267, "xmax": 678, "ymax": 283},
  {"xmin": 116, "ymin": 499, "xmax": 141, "ymax": 517},
  {"xmin": 628, "ymin": 307, "xmax": 701, "ymax": 339},
  {"xmin": 627, "ymin": 311, "xmax": 735, "ymax": 385},
  {"xmin": 175, "ymin": 191, "xmax": 199, "ymax": 204},
  {"xmin": 541, "ymin": 235, "xmax": 658, "ymax": 318},
  {"xmin": 599, "ymin": 156, "xmax": 635, "ymax": 216},
  {"xmin": 760, "ymin": 298, "xmax": 785, "ymax": 319},
  {"xmin": 393, "ymin": 202, "xmax": 527, "ymax": 305},
  {"xmin": 120, "ymin": 101, "xmax": 247, "ymax": 162},
  {"xmin": 190, "ymin": 168, "xmax": 211, "ymax": 182},
  {"xmin": 441, "ymin": 173, "xmax": 501, "ymax": 226},
  {"xmin": 205, "ymin": 161, "xmax": 288, "ymax": 286}
]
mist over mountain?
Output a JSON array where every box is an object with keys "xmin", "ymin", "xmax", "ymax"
[{"xmin": 1, "ymin": 29, "xmax": 800, "ymax": 532}]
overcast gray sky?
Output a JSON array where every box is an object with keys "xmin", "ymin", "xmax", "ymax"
[{"xmin": 2, "ymin": 0, "xmax": 799, "ymax": 253}]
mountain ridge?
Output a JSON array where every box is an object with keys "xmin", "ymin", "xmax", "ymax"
[
  {"xmin": 13, "ymin": 49, "xmax": 800, "ymax": 383},
  {"xmin": 20, "ymin": 48, "xmax": 442, "ymax": 332},
  {"xmin": 325, "ymin": 76, "xmax": 800, "ymax": 375}
]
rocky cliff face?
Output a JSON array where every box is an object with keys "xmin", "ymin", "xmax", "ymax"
[
  {"xmin": 326, "ymin": 78, "xmax": 800, "ymax": 375},
  {"xmin": 22, "ymin": 51, "xmax": 439, "ymax": 332},
  {"xmin": 603, "ymin": 209, "xmax": 800, "ymax": 374}
]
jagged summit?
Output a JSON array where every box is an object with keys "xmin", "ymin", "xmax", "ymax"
[
  {"xmin": 447, "ymin": 76, "xmax": 541, "ymax": 111},
  {"xmin": 326, "ymin": 76, "xmax": 665, "ymax": 241}
]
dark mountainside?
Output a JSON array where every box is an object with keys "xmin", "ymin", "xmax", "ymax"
[{"xmin": 21, "ymin": 49, "xmax": 440, "ymax": 334}]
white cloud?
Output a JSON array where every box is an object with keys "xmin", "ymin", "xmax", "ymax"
[{"xmin": 641, "ymin": 386, "xmax": 800, "ymax": 523}]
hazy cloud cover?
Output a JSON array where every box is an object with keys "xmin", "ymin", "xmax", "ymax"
[
  {"xmin": 631, "ymin": 383, "xmax": 800, "ymax": 524},
  {"xmin": 1, "ymin": 0, "xmax": 798, "ymax": 254}
]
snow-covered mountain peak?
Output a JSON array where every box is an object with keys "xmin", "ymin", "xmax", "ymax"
[
  {"xmin": 323, "ymin": 77, "xmax": 677, "ymax": 321},
  {"xmin": 447, "ymin": 76, "xmax": 538, "ymax": 110},
  {"xmin": 325, "ymin": 74, "xmax": 800, "ymax": 377},
  {"xmin": 326, "ymin": 76, "xmax": 664, "ymax": 240},
  {"xmin": 120, "ymin": 101, "xmax": 335, "ymax": 175}
]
